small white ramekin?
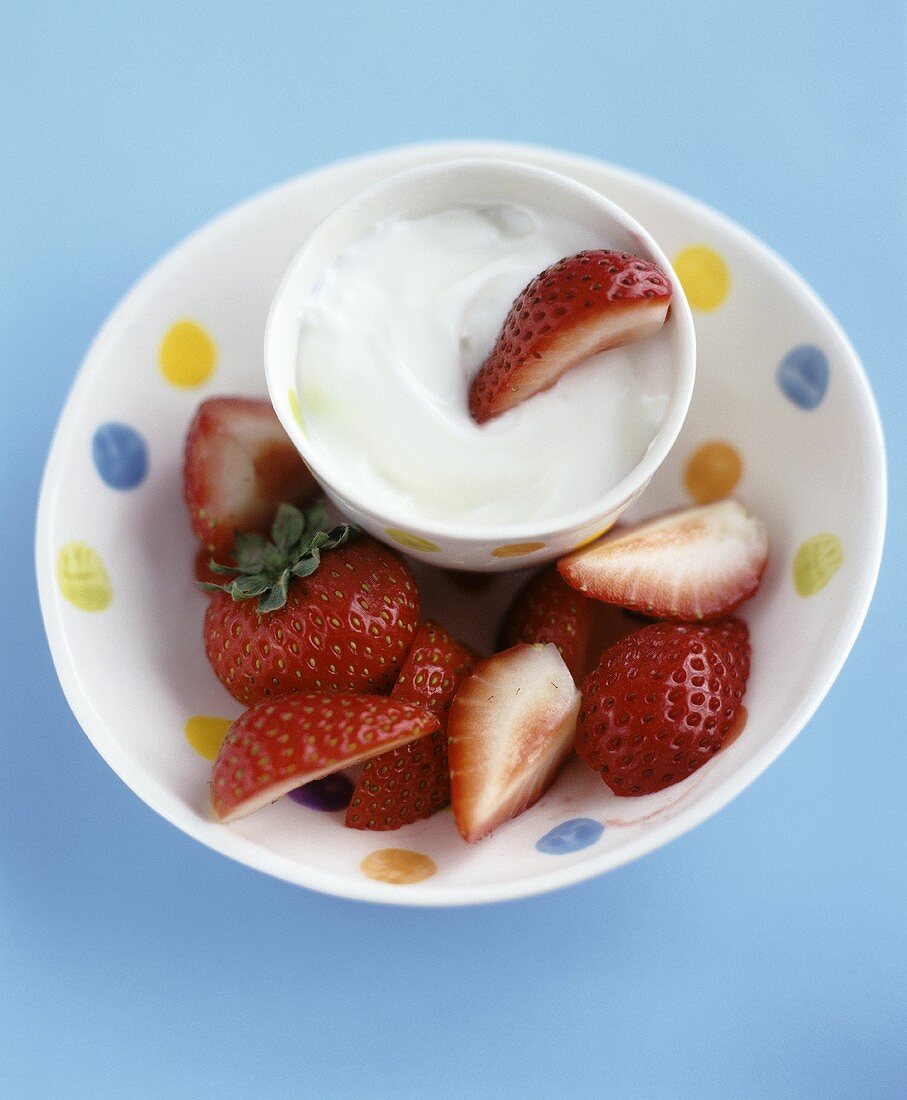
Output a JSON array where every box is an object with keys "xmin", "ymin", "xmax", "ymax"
[{"xmin": 265, "ymin": 159, "xmax": 695, "ymax": 570}]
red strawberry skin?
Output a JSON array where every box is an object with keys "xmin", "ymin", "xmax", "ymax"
[
  {"xmin": 469, "ymin": 250, "xmax": 672, "ymax": 423},
  {"xmin": 576, "ymin": 620, "xmax": 750, "ymax": 797},
  {"xmin": 211, "ymin": 692, "xmax": 439, "ymax": 822},
  {"xmin": 345, "ymin": 621, "xmax": 476, "ymax": 831},
  {"xmin": 204, "ymin": 536, "xmax": 420, "ymax": 706},
  {"xmin": 498, "ymin": 565, "xmax": 598, "ymax": 682},
  {"xmin": 184, "ymin": 396, "xmax": 319, "ymax": 554}
]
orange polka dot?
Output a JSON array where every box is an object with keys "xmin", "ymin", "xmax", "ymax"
[
  {"xmin": 571, "ymin": 521, "xmax": 616, "ymax": 551},
  {"xmin": 684, "ymin": 440, "xmax": 743, "ymax": 503},
  {"xmin": 491, "ymin": 542, "xmax": 546, "ymax": 559},
  {"xmin": 360, "ymin": 848, "xmax": 437, "ymax": 884}
]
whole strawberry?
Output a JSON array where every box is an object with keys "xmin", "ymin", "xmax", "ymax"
[
  {"xmin": 345, "ymin": 621, "xmax": 476, "ymax": 831},
  {"xmin": 576, "ymin": 619, "xmax": 750, "ymax": 796},
  {"xmin": 203, "ymin": 502, "xmax": 420, "ymax": 706}
]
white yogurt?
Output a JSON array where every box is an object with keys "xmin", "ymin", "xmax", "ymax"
[{"xmin": 295, "ymin": 204, "xmax": 671, "ymax": 527}]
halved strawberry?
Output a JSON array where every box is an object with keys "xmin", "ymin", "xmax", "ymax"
[
  {"xmin": 345, "ymin": 621, "xmax": 476, "ymax": 831},
  {"xmin": 558, "ymin": 500, "xmax": 769, "ymax": 622},
  {"xmin": 577, "ymin": 619, "xmax": 750, "ymax": 796},
  {"xmin": 499, "ymin": 565, "xmax": 646, "ymax": 681},
  {"xmin": 469, "ymin": 250, "xmax": 672, "ymax": 423},
  {"xmin": 184, "ymin": 396, "xmax": 319, "ymax": 554},
  {"xmin": 447, "ymin": 643, "xmax": 581, "ymax": 843},
  {"xmin": 211, "ymin": 692, "xmax": 439, "ymax": 823},
  {"xmin": 498, "ymin": 565, "xmax": 598, "ymax": 682}
]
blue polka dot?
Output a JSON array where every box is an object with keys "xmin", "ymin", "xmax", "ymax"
[
  {"xmin": 776, "ymin": 344, "xmax": 829, "ymax": 410},
  {"xmin": 92, "ymin": 422, "xmax": 148, "ymax": 489},
  {"xmin": 288, "ymin": 773, "xmax": 354, "ymax": 812},
  {"xmin": 535, "ymin": 818, "xmax": 604, "ymax": 855}
]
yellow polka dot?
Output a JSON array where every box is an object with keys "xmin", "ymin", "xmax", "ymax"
[
  {"xmin": 287, "ymin": 389, "xmax": 305, "ymax": 433},
  {"xmin": 673, "ymin": 245, "xmax": 730, "ymax": 311},
  {"xmin": 793, "ymin": 533, "xmax": 843, "ymax": 597},
  {"xmin": 57, "ymin": 542, "xmax": 112, "ymax": 612},
  {"xmin": 360, "ymin": 848, "xmax": 437, "ymax": 885},
  {"xmin": 491, "ymin": 541, "xmax": 546, "ymax": 558},
  {"xmin": 159, "ymin": 320, "xmax": 217, "ymax": 387},
  {"xmin": 571, "ymin": 522, "xmax": 617, "ymax": 551},
  {"xmin": 684, "ymin": 440, "xmax": 743, "ymax": 503},
  {"xmin": 185, "ymin": 715, "xmax": 233, "ymax": 761},
  {"xmin": 384, "ymin": 529, "xmax": 440, "ymax": 553}
]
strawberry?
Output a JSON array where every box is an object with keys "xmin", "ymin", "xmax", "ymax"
[
  {"xmin": 469, "ymin": 250, "xmax": 672, "ymax": 423},
  {"xmin": 211, "ymin": 692, "xmax": 439, "ymax": 822},
  {"xmin": 576, "ymin": 619, "xmax": 750, "ymax": 796},
  {"xmin": 498, "ymin": 565, "xmax": 598, "ymax": 682},
  {"xmin": 184, "ymin": 396, "xmax": 319, "ymax": 554},
  {"xmin": 345, "ymin": 621, "xmax": 476, "ymax": 831},
  {"xmin": 447, "ymin": 643, "xmax": 581, "ymax": 843},
  {"xmin": 194, "ymin": 546, "xmax": 232, "ymax": 589},
  {"xmin": 558, "ymin": 500, "xmax": 769, "ymax": 622},
  {"xmin": 203, "ymin": 502, "xmax": 420, "ymax": 706}
]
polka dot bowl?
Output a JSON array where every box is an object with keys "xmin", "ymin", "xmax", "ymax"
[
  {"xmin": 264, "ymin": 158, "xmax": 696, "ymax": 571},
  {"xmin": 36, "ymin": 142, "xmax": 886, "ymax": 906}
]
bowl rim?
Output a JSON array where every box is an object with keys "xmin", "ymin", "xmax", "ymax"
[
  {"xmin": 263, "ymin": 156, "xmax": 697, "ymax": 543},
  {"xmin": 35, "ymin": 140, "xmax": 887, "ymax": 906}
]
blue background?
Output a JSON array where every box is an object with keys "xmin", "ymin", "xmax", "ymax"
[{"xmin": 2, "ymin": 3, "xmax": 905, "ymax": 1096}]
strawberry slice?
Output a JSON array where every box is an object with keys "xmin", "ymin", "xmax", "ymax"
[
  {"xmin": 211, "ymin": 692, "xmax": 439, "ymax": 823},
  {"xmin": 346, "ymin": 621, "xmax": 476, "ymax": 831},
  {"xmin": 447, "ymin": 643, "xmax": 581, "ymax": 843},
  {"xmin": 558, "ymin": 500, "xmax": 769, "ymax": 622},
  {"xmin": 577, "ymin": 619, "xmax": 750, "ymax": 795},
  {"xmin": 184, "ymin": 396, "xmax": 319, "ymax": 554},
  {"xmin": 469, "ymin": 250, "xmax": 672, "ymax": 423}
]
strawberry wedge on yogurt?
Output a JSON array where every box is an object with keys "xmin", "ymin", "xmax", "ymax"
[{"xmin": 469, "ymin": 250, "xmax": 672, "ymax": 423}]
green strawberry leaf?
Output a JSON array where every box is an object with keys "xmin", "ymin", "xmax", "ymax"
[
  {"xmin": 205, "ymin": 498, "xmax": 358, "ymax": 611},
  {"xmin": 272, "ymin": 503, "xmax": 307, "ymax": 556},
  {"xmin": 258, "ymin": 569, "xmax": 291, "ymax": 613}
]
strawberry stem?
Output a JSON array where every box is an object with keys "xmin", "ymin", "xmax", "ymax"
[{"xmin": 199, "ymin": 501, "xmax": 355, "ymax": 612}]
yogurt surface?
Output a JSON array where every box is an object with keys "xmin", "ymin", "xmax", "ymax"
[{"xmin": 295, "ymin": 204, "xmax": 671, "ymax": 527}]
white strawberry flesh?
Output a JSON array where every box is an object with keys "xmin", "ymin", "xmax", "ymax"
[
  {"xmin": 447, "ymin": 643, "xmax": 581, "ymax": 843},
  {"xmin": 558, "ymin": 499, "xmax": 769, "ymax": 621}
]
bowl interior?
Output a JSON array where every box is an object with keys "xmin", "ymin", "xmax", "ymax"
[
  {"xmin": 37, "ymin": 143, "xmax": 885, "ymax": 905},
  {"xmin": 264, "ymin": 159, "xmax": 695, "ymax": 558}
]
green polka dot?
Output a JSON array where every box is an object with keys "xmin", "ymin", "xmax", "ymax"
[
  {"xmin": 287, "ymin": 389, "xmax": 305, "ymax": 433},
  {"xmin": 793, "ymin": 533, "xmax": 843, "ymax": 597},
  {"xmin": 57, "ymin": 542, "xmax": 112, "ymax": 612},
  {"xmin": 385, "ymin": 529, "xmax": 440, "ymax": 553}
]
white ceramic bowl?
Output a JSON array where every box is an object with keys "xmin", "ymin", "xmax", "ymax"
[
  {"xmin": 265, "ymin": 159, "xmax": 696, "ymax": 570},
  {"xmin": 36, "ymin": 141, "xmax": 886, "ymax": 906}
]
